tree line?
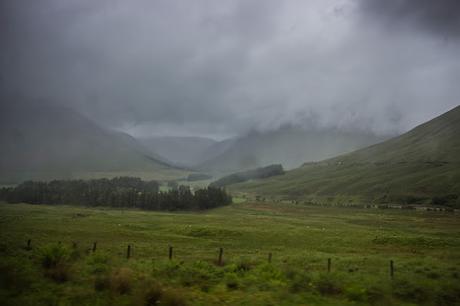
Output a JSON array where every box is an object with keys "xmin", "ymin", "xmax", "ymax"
[{"xmin": 0, "ymin": 177, "xmax": 232, "ymax": 211}]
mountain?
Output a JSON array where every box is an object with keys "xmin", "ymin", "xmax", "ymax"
[
  {"xmin": 138, "ymin": 136, "xmax": 217, "ymax": 167},
  {"xmin": 0, "ymin": 103, "xmax": 183, "ymax": 184},
  {"xmin": 234, "ymin": 105, "xmax": 460, "ymax": 206},
  {"xmin": 198, "ymin": 126, "xmax": 386, "ymax": 174}
]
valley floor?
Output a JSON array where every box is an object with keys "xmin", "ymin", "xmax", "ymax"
[{"xmin": 1, "ymin": 201, "xmax": 459, "ymax": 305}]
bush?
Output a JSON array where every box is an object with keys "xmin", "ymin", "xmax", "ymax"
[
  {"xmin": 40, "ymin": 244, "xmax": 70, "ymax": 269},
  {"xmin": 87, "ymin": 252, "xmax": 111, "ymax": 274},
  {"xmin": 0, "ymin": 261, "xmax": 33, "ymax": 292},
  {"xmin": 143, "ymin": 282, "xmax": 164, "ymax": 306},
  {"xmin": 365, "ymin": 284, "xmax": 388, "ymax": 304},
  {"xmin": 344, "ymin": 285, "xmax": 367, "ymax": 302},
  {"xmin": 161, "ymin": 289, "xmax": 188, "ymax": 306},
  {"xmin": 392, "ymin": 278, "xmax": 433, "ymax": 303},
  {"xmin": 286, "ymin": 270, "xmax": 312, "ymax": 293},
  {"xmin": 228, "ymin": 257, "xmax": 257, "ymax": 273},
  {"xmin": 178, "ymin": 261, "xmax": 221, "ymax": 290},
  {"xmin": 110, "ymin": 267, "xmax": 133, "ymax": 294},
  {"xmin": 94, "ymin": 274, "xmax": 110, "ymax": 291},
  {"xmin": 225, "ymin": 273, "xmax": 239, "ymax": 290},
  {"xmin": 435, "ymin": 284, "xmax": 460, "ymax": 306},
  {"xmin": 40, "ymin": 244, "xmax": 72, "ymax": 283},
  {"xmin": 314, "ymin": 274, "xmax": 343, "ymax": 295},
  {"xmin": 44, "ymin": 264, "xmax": 71, "ymax": 283}
]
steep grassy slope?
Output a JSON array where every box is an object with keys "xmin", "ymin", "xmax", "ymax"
[
  {"xmin": 0, "ymin": 103, "xmax": 184, "ymax": 183},
  {"xmin": 234, "ymin": 106, "xmax": 460, "ymax": 206},
  {"xmin": 198, "ymin": 126, "xmax": 385, "ymax": 174}
]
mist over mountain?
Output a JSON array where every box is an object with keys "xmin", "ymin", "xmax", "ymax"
[
  {"xmin": 138, "ymin": 136, "xmax": 217, "ymax": 167},
  {"xmin": 0, "ymin": 103, "xmax": 178, "ymax": 184},
  {"xmin": 236, "ymin": 105, "xmax": 460, "ymax": 205},
  {"xmin": 2, "ymin": 0, "xmax": 459, "ymax": 139},
  {"xmin": 198, "ymin": 126, "xmax": 388, "ymax": 174}
]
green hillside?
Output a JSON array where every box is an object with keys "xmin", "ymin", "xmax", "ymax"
[
  {"xmin": 0, "ymin": 103, "xmax": 187, "ymax": 184},
  {"xmin": 233, "ymin": 106, "xmax": 460, "ymax": 206}
]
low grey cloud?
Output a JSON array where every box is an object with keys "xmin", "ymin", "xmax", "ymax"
[
  {"xmin": 358, "ymin": 0, "xmax": 460, "ymax": 39},
  {"xmin": 1, "ymin": 0, "xmax": 459, "ymax": 138}
]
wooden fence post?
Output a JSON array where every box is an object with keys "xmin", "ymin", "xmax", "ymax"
[
  {"xmin": 26, "ymin": 239, "xmax": 31, "ymax": 250},
  {"xmin": 390, "ymin": 260, "xmax": 394, "ymax": 279},
  {"xmin": 92, "ymin": 242, "xmax": 97, "ymax": 252},
  {"xmin": 218, "ymin": 247, "xmax": 223, "ymax": 266},
  {"xmin": 127, "ymin": 245, "xmax": 131, "ymax": 259},
  {"xmin": 327, "ymin": 258, "xmax": 331, "ymax": 273},
  {"xmin": 169, "ymin": 246, "xmax": 173, "ymax": 260}
]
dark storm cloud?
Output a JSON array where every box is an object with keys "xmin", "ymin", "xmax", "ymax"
[
  {"xmin": 1, "ymin": 0, "xmax": 459, "ymax": 138},
  {"xmin": 358, "ymin": 0, "xmax": 460, "ymax": 38}
]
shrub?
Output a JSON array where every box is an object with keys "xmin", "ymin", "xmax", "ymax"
[
  {"xmin": 314, "ymin": 274, "xmax": 343, "ymax": 295},
  {"xmin": 345, "ymin": 285, "xmax": 367, "ymax": 302},
  {"xmin": 87, "ymin": 252, "xmax": 111, "ymax": 274},
  {"xmin": 287, "ymin": 270, "xmax": 312, "ymax": 293},
  {"xmin": 94, "ymin": 274, "xmax": 110, "ymax": 291},
  {"xmin": 110, "ymin": 267, "xmax": 133, "ymax": 294},
  {"xmin": 365, "ymin": 284, "xmax": 388, "ymax": 304},
  {"xmin": 435, "ymin": 284, "xmax": 460, "ymax": 306},
  {"xmin": 40, "ymin": 244, "xmax": 72, "ymax": 283},
  {"xmin": 178, "ymin": 261, "xmax": 221, "ymax": 290},
  {"xmin": 40, "ymin": 244, "xmax": 70, "ymax": 269},
  {"xmin": 143, "ymin": 282, "xmax": 164, "ymax": 306},
  {"xmin": 44, "ymin": 264, "xmax": 71, "ymax": 283},
  {"xmin": 229, "ymin": 257, "xmax": 257, "ymax": 273},
  {"xmin": 161, "ymin": 289, "xmax": 188, "ymax": 306},
  {"xmin": 225, "ymin": 273, "xmax": 239, "ymax": 290},
  {"xmin": 0, "ymin": 261, "xmax": 33, "ymax": 292},
  {"xmin": 392, "ymin": 278, "xmax": 433, "ymax": 304}
]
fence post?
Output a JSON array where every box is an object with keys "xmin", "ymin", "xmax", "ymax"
[
  {"xmin": 268, "ymin": 252, "xmax": 272, "ymax": 263},
  {"xmin": 127, "ymin": 245, "xmax": 131, "ymax": 259},
  {"xmin": 169, "ymin": 246, "xmax": 173, "ymax": 260},
  {"xmin": 327, "ymin": 258, "xmax": 331, "ymax": 273},
  {"xmin": 26, "ymin": 239, "xmax": 31, "ymax": 250},
  {"xmin": 390, "ymin": 260, "xmax": 394, "ymax": 279},
  {"xmin": 218, "ymin": 247, "xmax": 223, "ymax": 266},
  {"xmin": 92, "ymin": 241, "xmax": 97, "ymax": 252}
]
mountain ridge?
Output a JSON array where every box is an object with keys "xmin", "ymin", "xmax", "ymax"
[
  {"xmin": 233, "ymin": 105, "xmax": 460, "ymax": 206},
  {"xmin": 0, "ymin": 103, "xmax": 183, "ymax": 183}
]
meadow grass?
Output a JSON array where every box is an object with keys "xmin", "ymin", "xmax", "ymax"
[{"xmin": 0, "ymin": 201, "xmax": 459, "ymax": 305}]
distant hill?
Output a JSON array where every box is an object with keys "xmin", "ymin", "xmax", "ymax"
[
  {"xmin": 234, "ymin": 105, "xmax": 460, "ymax": 207},
  {"xmin": 0, "ymin": 103, "xmax": 183, "ymax": 184},
  {"xmin": 138, "ymin": 136, "xmax": 217, "ymax": 167},
  {"xmin": 198, "ymin": 126, "xmax": 386, "ymax": 174}
]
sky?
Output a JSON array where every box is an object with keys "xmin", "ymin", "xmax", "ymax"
[{"xmin": 1, "ymin": 0, "xmax": 459, "ymax": 139}]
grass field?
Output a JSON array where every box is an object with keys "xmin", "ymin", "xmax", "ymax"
[{"xmin": 1, "ymin": 201, "xmax": 459, "ymax": 305}]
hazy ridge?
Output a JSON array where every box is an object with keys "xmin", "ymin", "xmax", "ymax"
[
  {"xmin": 0, "ymin": 103, "xmax": 181, "ymax": 184},
  {"xmin": 234, "ymin": 105, "xmax": 460, "ymax": 205}
]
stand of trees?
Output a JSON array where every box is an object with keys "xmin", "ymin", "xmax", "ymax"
[{"xmin": 0, "ymin": 177, "xmax": 232, "ymax": 211}]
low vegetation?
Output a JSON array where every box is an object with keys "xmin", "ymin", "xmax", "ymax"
[{"xmin": 0, "ymin": 201, "xmax": 459, "ymax": 305}]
